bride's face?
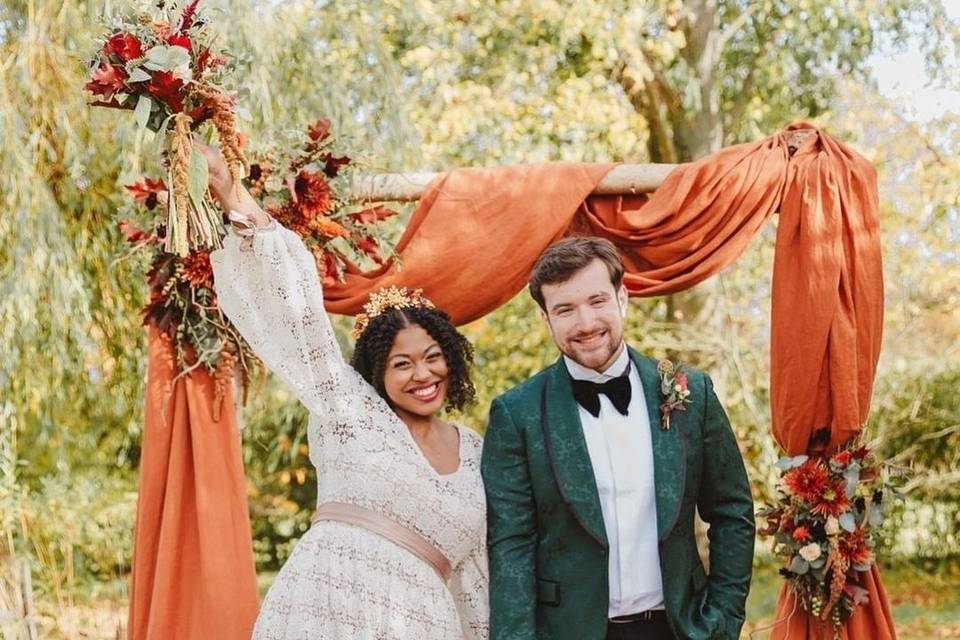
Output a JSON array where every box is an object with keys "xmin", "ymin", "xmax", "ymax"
[{"xmin": 383, "ymin": 324, "xmax": 449, "ymax": 419}]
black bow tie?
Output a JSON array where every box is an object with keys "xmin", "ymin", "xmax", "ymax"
[{"xmin": 570, "ymin": 368, "xmax": 632, "ymax": 418}]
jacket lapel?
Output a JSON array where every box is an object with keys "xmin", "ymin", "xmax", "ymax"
[
  {"xmin": 541, "ymin": 358, "xmax": 608, "ymax": 549},
  {"xmin": 631, "ymin": 349, "xmax": 686, "ymax": 541}
]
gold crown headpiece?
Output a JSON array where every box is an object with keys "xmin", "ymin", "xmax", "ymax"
[{"xmin": 352, "ymin": 286, "xmax": 435, "ymax": 339}]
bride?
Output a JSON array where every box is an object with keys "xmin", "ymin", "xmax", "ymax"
[{"xmin": 201, "ymin": 143, "xmax": 489, "ymax": 639}]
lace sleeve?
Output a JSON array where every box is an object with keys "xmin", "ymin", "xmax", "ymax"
[
  {"xmin": 210, "ymin": 223, "xmax": 390, "ymax": 423},
  {"xmin": 449, "ymin": 532, "xmax": 490, "ymax": 640}
]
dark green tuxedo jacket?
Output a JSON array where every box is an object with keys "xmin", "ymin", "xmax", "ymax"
[{"xmin": 481, "ymin": 348, "xmax": 755, "ymax": 640}]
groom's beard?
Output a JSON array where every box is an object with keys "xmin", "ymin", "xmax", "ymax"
[{"xmin": 559, "ymin": 326, "xmax": 624, "ymax": 372}]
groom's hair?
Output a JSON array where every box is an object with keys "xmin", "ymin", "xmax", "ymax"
[{"xmin": 528, "ymin": 236, "xmax": 624, "ymax": 310}]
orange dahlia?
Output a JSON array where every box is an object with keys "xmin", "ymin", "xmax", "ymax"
[
  {"xmin": 783, "ymin": 459, "xmax": 831, "ymax": 502},
  {"xmin": 292, "ymin": 170, "xmax": 334, "ymax": 218},
  {"xmin": 181, "ymin": 251, "xmax": 213, "ymax": 288},
  {"xmin": 810, "ymin": 481, "xmax": 851, "ymax": 517}
]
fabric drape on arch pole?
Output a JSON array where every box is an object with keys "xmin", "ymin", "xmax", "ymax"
[{"xmin": 129, "ymin": 122, "xmax": 892, "ymax": 640}]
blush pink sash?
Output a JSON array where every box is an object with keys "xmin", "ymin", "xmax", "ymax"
[{"xmin": 312, "ymin": 502, "xmax": 452, "ymax": 582}]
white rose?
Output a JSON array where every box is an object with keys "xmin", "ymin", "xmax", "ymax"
[
  {"xmin": 798, "ymin": 543, "xmax": 822, "ymax": 562},
  {"xmin": 681, "ymin": 389, "xmax": 691, "ymax": 398},
  {"xmin": 674, "ymin": 384, "xmax": 683, "ymax": 392},
  {"xmin": 825, "ymin": 516, "xmax": 840, "ymax": 535}
]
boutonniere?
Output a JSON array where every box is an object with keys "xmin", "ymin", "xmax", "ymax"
[{"xmin": 657, "ymin": 360, "xmax": 692, "ymax": 431}]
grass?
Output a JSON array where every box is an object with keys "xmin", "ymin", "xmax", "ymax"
[
  {"xmin": 4, "ymin": 560, "xmax": 959, "ymax": 638},
  {"xmin": 743, "ymin": 559, "xmax": 960, "ymax": 639}
]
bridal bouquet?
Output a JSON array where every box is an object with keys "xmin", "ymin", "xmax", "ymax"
[
  {"xmin": 86, "ymin": 0, "xmax": 243, "ymax": 256},
  {"xmin": 758, "ymin": 442, "xmax": 901, "ymax": 629}
]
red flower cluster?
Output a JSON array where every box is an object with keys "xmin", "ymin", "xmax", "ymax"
[
  {"xmin": 104, "ymin": 32, "xmax": 143, "ymax": 61},
  {"xmin": 839, "ymin": 527, "xmax": 873, "ymax": 566},
  {"xmin": 783, "ymin": 459, "xmax": 831, "ymax": 502},
  {"xmin": 809, "ymin": 481, "xmax": 851, "ymax": 517},
  {"xmin": 180, "ymin": 251, "xmax": 214, "ymax": 288},
  {"xmin": 86, "ymin": 0, "xmax": 228, "ymax": 123},
  {"xmin": 792, "ymin": 526, "xmax": 812, "ymax": 543}
]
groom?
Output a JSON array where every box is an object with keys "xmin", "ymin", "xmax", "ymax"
[{"xmin": 481, "ymin": 237, "xmax": 755, "ymax": 640}]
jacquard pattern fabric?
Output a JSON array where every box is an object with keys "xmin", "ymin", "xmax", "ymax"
[{"xmin": 211, "ymin": 223, "xmax": 489, "ymax": 640}]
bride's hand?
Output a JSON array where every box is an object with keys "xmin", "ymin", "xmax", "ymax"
[
  {"xmin": 193, "ymin": 138, "xmax": 272, "ymax": 229},
  {"xmin": 194, "ymin": 139, "xmax": 234, "ymax": 203}
]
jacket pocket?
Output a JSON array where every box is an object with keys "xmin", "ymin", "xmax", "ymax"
[{"xmin": 536, "ymin": 577, "xmax": 561, "ymax": 606}]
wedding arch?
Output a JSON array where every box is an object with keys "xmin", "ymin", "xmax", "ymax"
[{"xmin": 127, "ymin": 123, "xmax": 891, "ymax": 640}]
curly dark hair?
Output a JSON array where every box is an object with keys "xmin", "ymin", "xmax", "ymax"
[{"xmin": 350, "ymin": 305, "xmax": 476, "ymax": 412}]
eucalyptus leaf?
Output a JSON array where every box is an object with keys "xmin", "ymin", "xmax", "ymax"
[
  {"xmin": 869, "ymin": 504, "xmax": 884, "ymax": 527},
  {"xmin": 775, "ymin": 455, "xmax": 809, "ymax": 472},
  {"xmin": 134, "ymin": 95, "xmax": 153, "ymax": 130},
  {"xmin": 127, "ymin": 67, "xmax": 152, "ymax": 83},
  {"xmin": 810, "ymin": 556, "xmax": 826, "ymax": 569},
  {"xmin": 788, "ymin": 556, "xmax": 810, "ymax": 575},
  {"xmin": 839, "ymin": 512, "xmax": 857, "ymax": 532}
]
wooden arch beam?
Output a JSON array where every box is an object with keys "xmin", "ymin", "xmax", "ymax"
[{"xmin": 349, "ymin": 163, "xmax": 679, "ymax": 202}]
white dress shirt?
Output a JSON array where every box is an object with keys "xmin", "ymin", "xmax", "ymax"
[{"xmin": 564, "ymin": 346, "xmax": 665, "ymax": 616}]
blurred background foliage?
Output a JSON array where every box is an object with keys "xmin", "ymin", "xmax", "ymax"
[{"xmin": 1, "ymin": 0, "xmax": 959, "ymax": 636}]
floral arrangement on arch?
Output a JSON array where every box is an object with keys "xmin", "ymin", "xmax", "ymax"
[
  {"xmin": 758, "ymin": 441, "xmax": 902, "ymax": 630},
  {"xmin": 119, "ymin": 120, "xmax": 398, "ymax": 409}
]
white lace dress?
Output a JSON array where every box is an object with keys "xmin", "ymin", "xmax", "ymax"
[{"xmin": 210, "ymin": 222, "xmax": 489, "ymax": 640}]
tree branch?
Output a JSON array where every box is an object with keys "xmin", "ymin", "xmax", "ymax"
[
  {"xmin": 613, "ymin": 60, "xmax": 678, "ymax": 163},
  {"xmin": 717, "ymin": 4, "xmax": 757, "ymax": 53}
]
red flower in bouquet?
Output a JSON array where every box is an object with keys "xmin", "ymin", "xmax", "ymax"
[
  {"xmin": 85, "ymin": 64, "xmax": 127, "ymax": 100},
  {"xmin": 792, "ymin": 526, "xmax": 812, "ymax": 543},
  {"xmin": 147, "ymin": 71, "xmax": 186, "ymax": 113},
  {"xmin": 839, "ymin": 528, "xmax": 873, "ymax": 566},
  {"xmin": 831, "ymin": 450, "xmax": 853, "ymax": 467},
  {"xmin": 167, "ymin": 34, "xmax": 193, "ymax": 52},
  {"xmin": 104, "ymin": 32, "xmax": 144, "ymax": 61},
  {"xmin": 181, "ymin": 251, "xmax": 214, "ymax": 288},
  {"xmin": 292, "ymin": 170, "xmax": 334, "ymax": 218},
  {"xmin": 783, "ymin": 459, "xmax": 831, "ymax": 502},
  {"xmin": 810, "ymin": 481, "xmax": 851, "ymax": 517}
]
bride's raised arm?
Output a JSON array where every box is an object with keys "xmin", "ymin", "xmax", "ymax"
[{"xmin": 202, "ymin": 143, "xmax": 388, "ymax": 423}]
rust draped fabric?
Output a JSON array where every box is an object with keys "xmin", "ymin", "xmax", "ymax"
[
  {"xmin": 326, "ymin": 124, "xmax": 884, "ymax": 455},
  {"xmin": 130, "ymin": 123, "xmax": 889, "ymax": 639},
  {"xmin": 325, "ymin": 123, "xmax": 890, "ymax": 639},
  {"xmin": 128, "ymin": 328, "xmax": 259, "ymax": 639}
]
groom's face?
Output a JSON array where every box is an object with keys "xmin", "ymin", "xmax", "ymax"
[{"xmin": 540, "ymin": 259, "xmax": 628, "ymax": 371}]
